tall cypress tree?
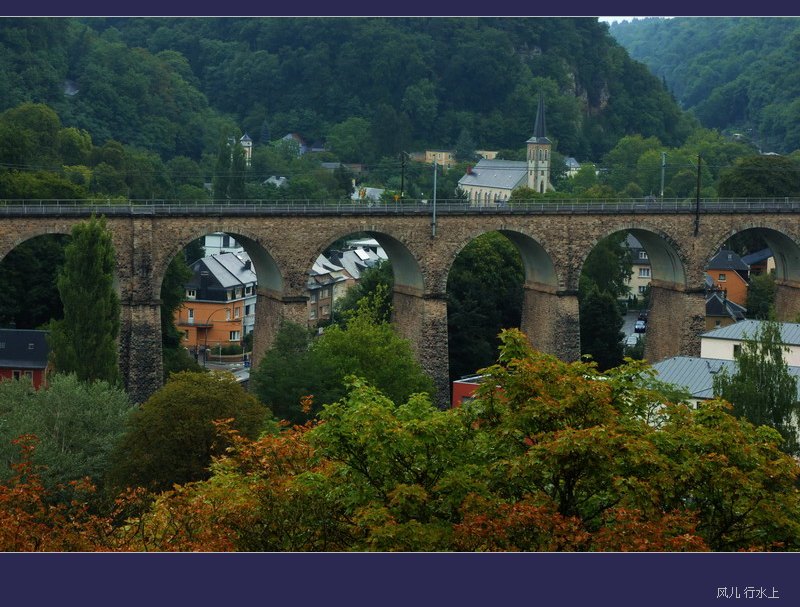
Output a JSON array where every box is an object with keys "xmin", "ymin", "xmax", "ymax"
[
  {"xmin": 49, "ymin": 216, "xmax": 121, "ymax": 385},
  {"xmin": 212, "ymin": 138, "xmax": 231, "ymax": 200},
  {"xmin": 579, "ymin": 285, "xmax": 624, "ymax": 371},
  {"xmin": 713, "ymin": 320, "xmax": 800, "ymax": 454},
  {"xmin": 229, "ymin": 143, "xmax": 247, "ymax": 200}
]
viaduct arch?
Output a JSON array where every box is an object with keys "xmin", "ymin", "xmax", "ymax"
[{"xmin": 3, "ymin": 201, "xmax": 800, "ymax": 405}]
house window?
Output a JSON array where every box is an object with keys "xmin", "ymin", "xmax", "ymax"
[
  {"xmin": 321, "ymin": 305, "xmax": 330, "ymax": 316},
  {"xmin": 229, "ymin": 331, "xmax": 241, "ymax": 342},
  {"xmin": 234, "ymin": 307, "xmax": 240, "ymax": 319},
  {"xmin": 245, "ymin": 285, "xmax": 253, "ymax": 295},
  {"xmin": 638, "ymin": 285, "xmax": 648, "ymax": 294},
  {"xmin": 310, "ymin": 291, "xmax": 318, "ymax": 303},
  {"xmin": 639, "ymin": 251, "xmax": 648, "ymax": 260},
  {"xmin": 235, "ymin": 288, "xmax": 242, "ymax": 298},
  {"xmin": 187, "ymin": 289, "xmax": 196, "ymax": 299},
  {"xmin": 715, "ymin": 320, "xmax": 722, "ymax": 327},
  {"xmin": 225, "ymin": 309, "xmax": 231, "ymax": 321},
  {"xmin": 639, "ymin": 268, "xmax": 651, "ymax": 278},
  {"xmin": 12, "ymin": 370, "xmax": 21, "ymax": 380},
  {"xmin": 322, "ymin": 288, "xmax": 331, "ymax": 298},
  {"xmin": 310, "ymin": 309, "xmax": 317, "ymax": 320},
  {"xmin": 24, "ymin": 371, "xmax": 32, "ymax": 379},
  {"xmin": 245, "ymin": 304, "xmax": 252, "ymax": 316},
  {"xmin": 718, "ymin": 273, "xmax": 727, "ymax": 282},
  {"xmin": 188, "ymin": 308, "xmax": 194, "ymax": 322},
  {"xmin": 733, "ymin": 344, "xmax": 742, "ymax": 357}
]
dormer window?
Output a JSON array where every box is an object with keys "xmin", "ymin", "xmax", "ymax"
[{"xmin": 187, "ymin": 289, "xmax": 196, "ymax": 299}]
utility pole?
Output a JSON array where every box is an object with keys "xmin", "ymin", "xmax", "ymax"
[
  {"xmin": 694, "ymin": 154, "xmax": 702, "ymax": 236},
  {"xmin": 400, "ymin": 152, "xmax": 407, "ymax": 202},
  {"xmin": 660, "ymin": 152, "xmax": 666, "ymax": 199},
  {"xmin": 431, "ymin": 160, "xmax": 437, "ymax": 238}
]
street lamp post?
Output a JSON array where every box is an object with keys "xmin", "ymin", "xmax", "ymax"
[{"xmin": 203, "ymin": 307, "xmax": 230, "ymax": 368}]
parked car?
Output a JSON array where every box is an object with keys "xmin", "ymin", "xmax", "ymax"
[{"xmin": 634, "ymin": 320, "xmax": 647, "ymax": 334}]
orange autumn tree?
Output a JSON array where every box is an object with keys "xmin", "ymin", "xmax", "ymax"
[
  {"xmin": 0, "ymin": 436, "xmax": 113, "ymax": 551},
  {"xmin": 23, "ymin": 329, "xmax": 798, "ymax": 552}
]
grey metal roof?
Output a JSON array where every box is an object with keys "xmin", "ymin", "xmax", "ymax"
[
  {"xmin": 706, "ymin": 249, "xmax": 749, "ymax": 271},
  {"xmin": 652, "ymin": 355, "xmax": 800, "ymax": 400},
  {"xmin": 701, "ymin": 319, "xmax": 800, "ymax": 345},
  {"xmin": 565, "ymin": 157, "xmax": 581, "ymax": 169},
  {"xmin": 194, "ymin": 253, "xmax": 257, "ymax": 289},
  {"xmin": 705, "ymin": 292, "xmax": 747, "ymax": 320},
  {"xmin": 0, "ymin": 329, "xmax": 49, "ymax": 369},
  {"xmin": 741, "ymin": 248, "xmax": 773, "ymax": 266},
  {"xmin": 458, "ymin": 159, "xmax": 527, "ymax": 191}
]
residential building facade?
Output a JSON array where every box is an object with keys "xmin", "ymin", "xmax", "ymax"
[
  {"xmin": 624, "ymin": 233, "xmax": 652, "ymax": 302},
  {"xmin": 176, "ymin": 252, "xmax": 257, "ymax": 357},
  {"xmin": 699, "ymin": 320, "xmax": 800, "ymax": 365},
  {"xmin": 705, "ymin": 249, "xmax": 750, "ymax": 307},
  {"xmin": 0, "ymin": 328, "xmax": 50, "ymax": 389}
]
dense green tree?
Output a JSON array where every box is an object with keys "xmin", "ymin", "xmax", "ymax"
[
  {"xmin": 250, "ymin": 321, "xmax": 314, "ymax": 425},
  {"xmin": 0, "ymin": 235, "xmax": 68, "ymax": 329},
  {"xmin": 123, "ymin": 329, "xmax": 800, "ymax": 553},
  {"xmin": 601, "ymin": 135, "xmax": 662, "ymax": 193},
  {"xmin": 717, "ymin": 155, "xmax": 800, "ymax": 198},
  {"xmin": 746, "ymin": 272, "xmax": 776, "ymax": 320},
  {"xmin": 454, "ymin": 128, "xmax": 477, "ymax": 162},
  {"xmin": 579, "ymin": 285, "xmax": 624, "ymax": 371},
  {"xmin": 211, "ymin": 138, "xmax": 231, "ymax": 199},
  {"xmin": 0, "ymin": 374, "xmax": 133, "ymax": 502},
  {"xmin": 160, "ymin": 254, "xmax": 202, "ymax": 379},
  {"xmin": 579, "ymin": 233, "xmax": 633, "ymax": 300},
  {"xmin": 332, "ymin": 260, "xmax": 394, "ymax": 326},
  {"xmin": 713, "ymin": 320, "xmax": 800, "ymax": 454},
  {"xmin": 107, "ymin": 371, "xmax": 269, "ymax": 492},
  {"xmin": 228, "ymin": 142, "xmax": 247, "ymax": 200},
  {"xmin": 252, "ymin": 299, "xmax": 434, "ymax": 424},
  {"xmin": 326, "ymin": 117, "xmax": 371, "ymax": 163},
  {"xmin": 48, "ymin": 216, "xmax": 120, "ymax": 385},
  {"xmin": 611, "ymin": 17, "xmax": 800, "ymax": 153},
  {"xmin": 447, "ymin": 232, "xmax": 524, "ymax": 380}
]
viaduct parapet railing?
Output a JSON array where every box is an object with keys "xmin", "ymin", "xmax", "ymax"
[{"xmin": 2, "ymin": 197, "xmax": 800, "ymax": 216}]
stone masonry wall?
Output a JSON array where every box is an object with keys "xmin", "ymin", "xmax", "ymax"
[
  {"xmin": 645, "ymin": 281, "xmax": 707, "ymax": 363},
  {"xmin": 392, "ymin": 288, "xmax": 450, "ymax": 408},
  {"xmin": 521, "ymin": 285, "xmax": 581, "ymax": 361},
  {"xmin": 3, "ymin": 209, "xmax": 800, "ymax": 404}
]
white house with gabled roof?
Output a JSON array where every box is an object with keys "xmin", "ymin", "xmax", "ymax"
[{"xmin": 699, "ymin": 320, "xmax": 800, "ymax": 365}]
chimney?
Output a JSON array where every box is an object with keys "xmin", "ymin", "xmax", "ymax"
[{"xmin": 244, "ymin": 260, "xmax": 252, "ymax": 270}]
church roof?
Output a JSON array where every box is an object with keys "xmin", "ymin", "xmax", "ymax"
[
  {"xmin": 526, "ymin": 94, "xmax": 551, "ymax": 145},
  {"xmin": 458, "ymin": 159, "xmax": 528, "ymax": 191}
]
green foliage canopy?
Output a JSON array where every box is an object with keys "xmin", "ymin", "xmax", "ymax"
[{"xmin": 48, "ymin": 216, "xmax": 121, "ymax": 385}]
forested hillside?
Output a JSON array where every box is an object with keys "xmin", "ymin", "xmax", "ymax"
[
  {"xmin": 609, "ymin": 17, "xmax": 800, "ymax": 154},
  {"xmin": 1, "ymin": 17, "xmax": 693, "ymax": 165}
]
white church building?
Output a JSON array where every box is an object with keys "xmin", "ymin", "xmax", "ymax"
[{"xmin": 458, "ymin": 95, "xmax": 553, "ymax": 205}]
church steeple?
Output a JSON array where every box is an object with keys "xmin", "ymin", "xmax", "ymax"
[
  {"xmin": 526, "ymin": 93, "xmax": 552, "ymax": 193},
  {"xmin": 533, "ymin": 94, "xmax": 547, "ymax": 140}
]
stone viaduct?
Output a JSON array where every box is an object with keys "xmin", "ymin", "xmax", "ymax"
[{"xmin": 3, "ymin": 199, "xmax": 800, "ymax": 405}]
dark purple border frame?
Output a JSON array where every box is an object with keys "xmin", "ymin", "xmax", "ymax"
[
  {"xmin": 1, "ymin": 1, "xmax": 796, "ymax": 17},
  {"xmin": 2, "ymin": 4, "xmax": 800, "ymax": 605},
  {"xmin": 1, "ymin": 552, "xmax": 797, "ymax": 606}
]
